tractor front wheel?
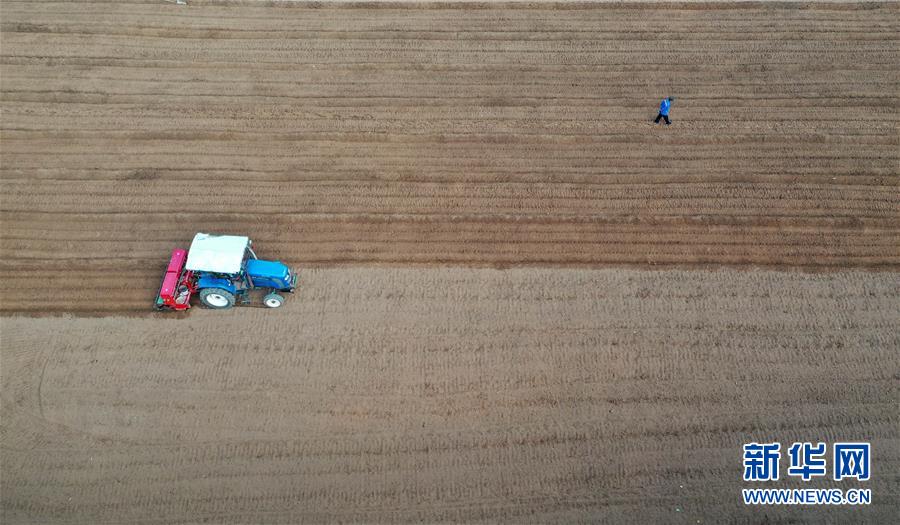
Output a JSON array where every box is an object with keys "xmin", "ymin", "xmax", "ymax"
[
  {"xmin": 263, "ymin": 292, "xmax": 284, "ymax": 308},
  {"xmin": 199, "ymin": 288, "xmax": 235, "ymax": 309}
]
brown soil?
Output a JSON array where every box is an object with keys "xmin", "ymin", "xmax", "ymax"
[
  {"xmin": 1, "ymin": 1, "xmax": 898, "ymax": 314},
  {"xmin": 2, "ymin": 2, "xmax": 898, "ymax": 523},
  {"xmin": 2, "ymin": 267, "xmax": 898, "ymax": 523}
]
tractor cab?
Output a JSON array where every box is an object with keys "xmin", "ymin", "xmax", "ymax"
[{"xmin": 156, "ymin": 233, "xmax": 296, "ymax": 311}]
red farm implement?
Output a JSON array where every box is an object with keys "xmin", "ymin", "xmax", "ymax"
[{"xmin": 155, "ymin": 248, "xmax": 196, "ymax": 311}]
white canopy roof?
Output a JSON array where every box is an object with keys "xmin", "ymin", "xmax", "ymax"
[{"xmin": 185, "ymin": 233, "xmax": 250, "ymax": 274}]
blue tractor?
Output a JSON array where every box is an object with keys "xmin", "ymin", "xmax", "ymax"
[{"xmin": 156, "ymin": 233, "xmax": 297, "ymax": 310}]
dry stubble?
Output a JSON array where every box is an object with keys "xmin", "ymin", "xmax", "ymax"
[{"xmin": 2, "ymin": 268, "xmax": 898, "ymax": 523}]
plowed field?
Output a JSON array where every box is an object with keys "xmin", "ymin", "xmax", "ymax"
[
  {"xmin": 3, "ymin": 268, "xmax": 899, "ymax": 523},
  {"xmin": 2, "ymin": 2, "xmax": 899, "ymax": 523},
  {"xmin": 1, "ymin": 1, "xmax": 899, "ymax": 314}
]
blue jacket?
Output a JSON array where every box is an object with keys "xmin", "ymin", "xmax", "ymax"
[{"xmin": 659, "ymin": 98, "xmax": 671, "ymax": 116}]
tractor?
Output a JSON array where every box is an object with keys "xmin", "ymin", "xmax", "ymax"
[{"xmin": 155, "ymin": 233, "xmax": 297, "ymax": 311}]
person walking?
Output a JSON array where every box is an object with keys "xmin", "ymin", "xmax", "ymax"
[{"xmin": 654, "ymin": 96, "xmax": 674, "ymax": 125}]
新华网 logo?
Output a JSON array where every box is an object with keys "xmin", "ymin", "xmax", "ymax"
[{"xmin": 741, "ymin": 442, "xmax": 871, "ymax": 506}]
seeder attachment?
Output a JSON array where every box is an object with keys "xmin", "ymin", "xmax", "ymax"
[{"xmin": 155, "ymin": 248, "xmax": 194, "ymax": 310}]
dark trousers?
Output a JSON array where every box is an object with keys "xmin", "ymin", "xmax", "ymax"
[{"xmin": 654, "ymin": 113, "xmax": 671, "ymax": 125}]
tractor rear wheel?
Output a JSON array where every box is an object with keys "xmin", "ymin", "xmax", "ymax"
[
  {"xmin": 199, "ymin": 288, "xmax": 235, "ymax": 309},
  {"xmin": 263, "ymin": 292, "xmax": 284, "ymax": 308}
]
